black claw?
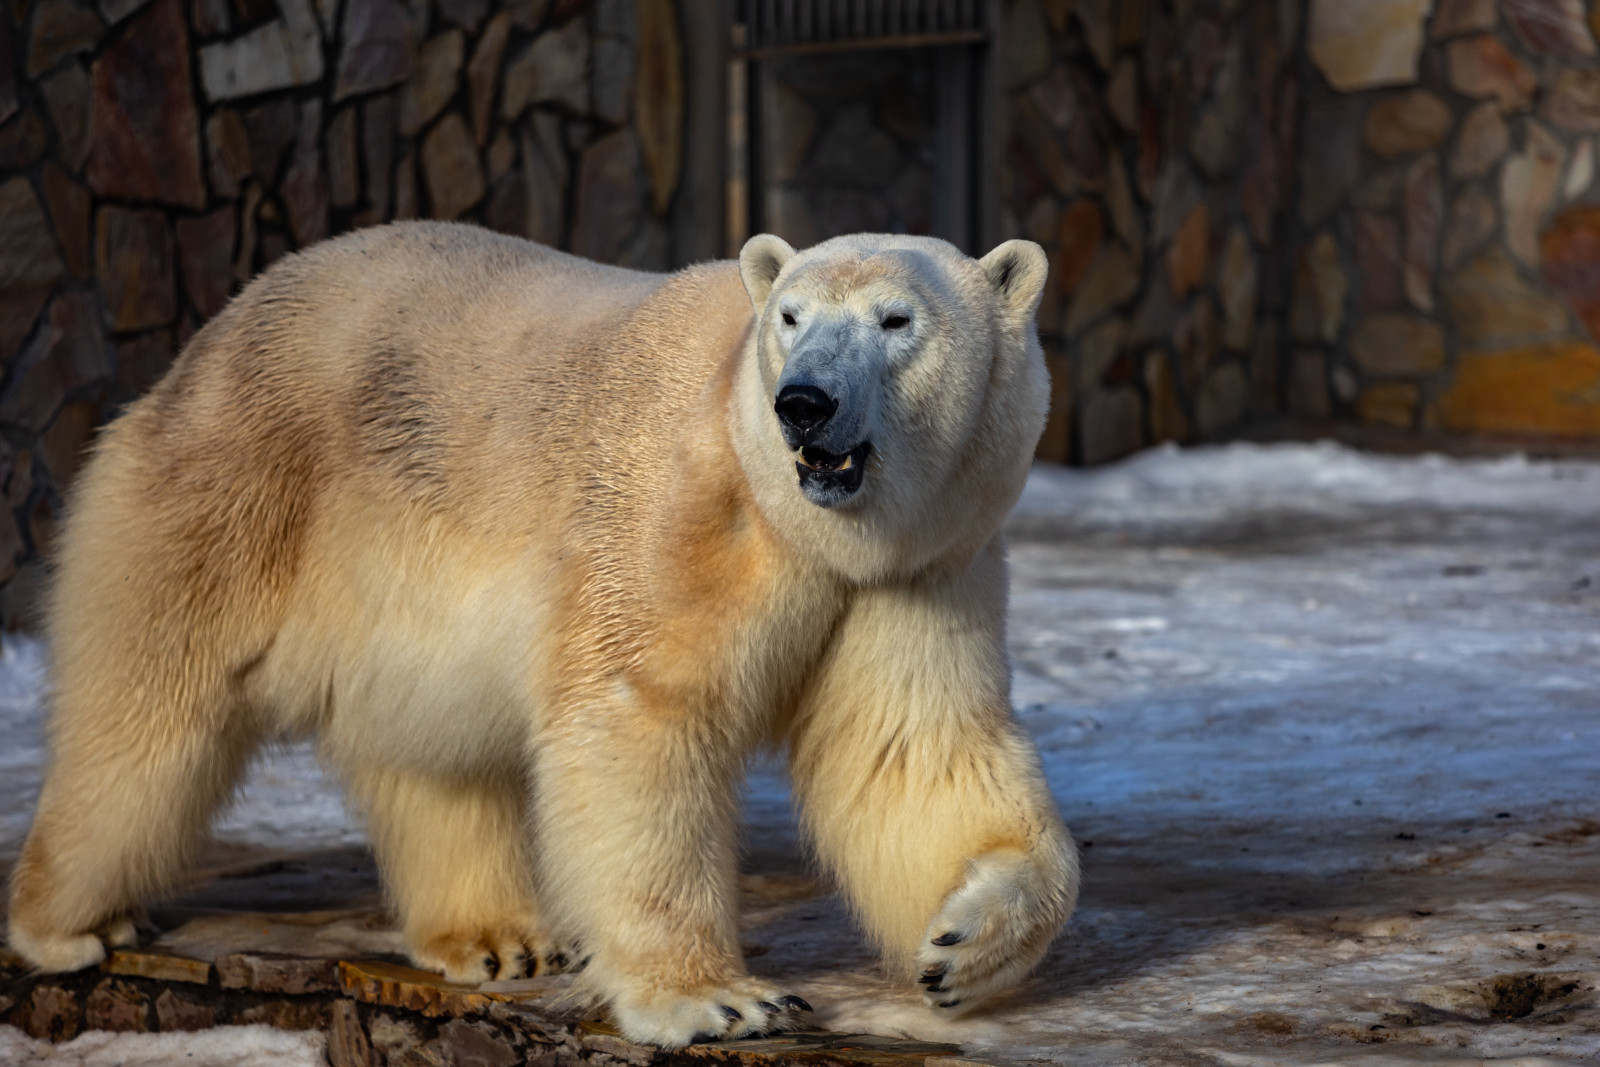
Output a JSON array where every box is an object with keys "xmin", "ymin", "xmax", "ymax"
[
  {"xmin": 548, "ymin": 952, "xmax": 569, "ymax": 970},
  {"xmin": 921, "ymin": 963, "xmax": 948, "ymax": 978},
  {"xmin": 720, "ymin": 1005, "xmax": 743, "ymax": 1023},
  {"xmin": 936, "ymin": 998, "xmax": 962, "ymax": 1009},
  {"xmin": 757, "ymin": 1001, "xmax": 781, "ymax": 1015},
  {"xmin": 916, "ymin": 973, "xmax": 945, "ymax": 987},
  {"xmin": 775, "ymin": 995, "xmax": 813, "ymax": 1013},
  {"xmin": 930, "ymin": 931, "xmax": 964, "ymax": 946},
  {"xmin": 482, "ymin": 953, "xmax": 499, "ymax": 976},
  {"xmin": 687, "ymin": 1032, "xmax": 718, "ymax": 1045}
]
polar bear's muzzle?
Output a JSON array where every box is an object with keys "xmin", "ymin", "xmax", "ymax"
[
  {"xmin": 774, "ymin": 382, "xmax": 873, "ymax": 507},
  {"xmin": 795, "ymin": 441, "xmax": 872, "ymax": 506}
]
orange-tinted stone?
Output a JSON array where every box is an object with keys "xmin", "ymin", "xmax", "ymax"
[
  {"xmin": 1435, "ymin": 342, "xmax": 1600, "ymax": 434},
  {"xmin": 1357, "ymin": 382, "xmax": 1419, "ymax": 427},
  {"xmin": 338, "ymin": 959, "xmax": 564, "ymax": 1018},
  {"xmin": 1168, "ymin": 203, "xmax": 1210, "ymax": 299},
  {"xmin": 1541, "ymin": 203, "xmax": 1600, "ymax": 342},
  {"xmin": 1053, "ymin": 199, "xmax": 1105, "ymax": 297},
  {"xmin": 102, "ymin": 948, "xmax": 212, "ymax": 985}
]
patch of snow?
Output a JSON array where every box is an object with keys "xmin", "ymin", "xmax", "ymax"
[{"xmin": 0, "ymin": 1024, "xmax": 324, "ymax": 1066}]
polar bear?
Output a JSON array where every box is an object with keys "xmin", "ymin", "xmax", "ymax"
[{"xmin": 6, "ymin": 223, "xmax": 1078, "ymax": 1047}]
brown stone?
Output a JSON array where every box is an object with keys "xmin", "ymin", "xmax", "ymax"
[
  {"xmin": 327, "ymin": 105, "xmax": 359, "ymax": 208},
  {"xmin": 1504, "ymin": 0, "xmax": 1595, "ymax": 58},
  {"xmin": 1291, "ymin": 231, "xmax": 1346, "ymax": 344},
  {"xmin": 520, "ymin": 111, "xmax": 566, "ymax": 246},
  {"xmin": 1540, "ymin": 69, "xmax": 1600, "ymax": 133},
  {"xmin": 1074, "ymin": 317, "xmax": 1127, "ymax": 394},
  {"xmin": 1174, "ymin": 297, "xmax": 1221, "ymax": 391},
  {"xmin": 197, "ymin": 0, "xmax": 323, "ymax": 100},
  {"xmin": 0, "ymin": 108, "xmax": 47, "ymax": 169},
  {"xmin": 102, "ymin": 948, "xmax": 215, "ymax": 984},
  {"xmin": 206, "ymin": 108, "xmax": 252, "ymax": 198},
  {"xmin": 328, "ymin": 1000, "xmax": 374, "ymax": 1067},
  {"xmin": 1450, "ymin": 102, "xmax": 1509, "ymax": 180},
  {"xmin": 1356, "ymin": 211, "xmax": 1402, "ymax": 310},
  {"xmin": 421, "ymin": 111, "xmax": 484, "ymax": 221},
  {"xmin": 1287, "ymin": 350, "xmax": 1331, "ymax": 419},
  {"xmin": 1004, "ymin": 0, "xmax": 1051, "ymax": 86},
  {"xmin": 1402, "ymin": 155, "xmax": 1441, "ymax": 312},
  {"xmin": 1252, "ymin": 320, "xmax": 1282, "ymax": 415},
  {"xmin": 1430, "ymin": 0, "xmax": 1496, "ymax": 39},
  {"xmin": 217, "ymin": 952, "xmax": 340, "ymax": 994},
  {"xmin": 434, "ymin": 1018, "xmax": 520, "ymax": 1067},
  {"xmin": 1008, "ymin": 95, "xmax": 1080, "ymax": 203},
  {"xmin": 233, "ymin": 180, "xmax": 261, "ymax": 279},
  {"xmin": 635, "ymin": 0, "xmax": 681, "ymax": 216},
  {"xmin": 1298, "ymin": 95, "xmax": 1364, "ymax": 225},
  {"xmin": 1365, "ymin": 90, "xmax": 1451, "ymax": 158},
  {"xmin": 85, "ymin": 978, "xmax": 149, "ymax": 1032},
  {"xmin": 0, "ymin": 178, "xmax": 66, "ymax": 361},
  {"xmin": 27, "ymin": 0, "xmax": 104, "ymax": 78},
  {"xmin": 1443, "ymin": 248, "xmax": 1570, "ymax": 349},
  {"xmin": 282, "ymin": 100, "xmax": 329, "ymax": 246},
  {"xmin": 592, "ymin": 35, "xmax": 636, "ymax": 128},
  {"xmin": 39, "ymin": 62, "xmax": 91, "ymax": 170},
  {"xmin": 1189, "ymin": 37, "xmax": 1244, "ymax": 179},
  {"xmin": 237, "ymin": 999, "xmax": 330, "ymax": 1030},
  {"xmin": 115, "ymin": 329, "xmax": 175, "ymax": 395},
  {"xmin": 368, "ymin": 1014, "xmax": 430, "ymax": 1066},
  {"xmin": 340, "ymin": 959, "xmax": 562, "ymax": 1019},
  {"xmin": 24, "ymin": 986, "xmax": 79, "ymax": 1041},
  {"xmin": 1079, "ymin": 386, "xmax": 1143, "ymax": 466},
  {"xmin": 1219, "ymin": 227, "xmax": 1257, "ymax": 352},
  {"xmin": 1436, "ymin": 341, "xmax": 1600, "ymax": 432},
  {"xmin": 485, "ymin": 173, "xmax": 524, "ymax": 236},
  {"xmin": 359, "ymin": 93, "xmax": 397, "ymax": 222},
  {"xmin": 570, "ymin": 127, "xmax": 642, "ymax": 264},
  {"xmin": 1541, "ymin": 203, "xmax": 1600, "ymax": 342},
  {"xmin": 1350, "ymin": 314, "xmax": 1446, "ymax": 377},
  {"xmin": 1309, "ymin": 0, "xmax": 1431, "ymax": 90},
  {"xmin": 399, "ymin": 29, "xmax": 463, "ymax": 136},
  {"xmin": 0, "ymin": 290, "xmax": 109, "ymax": 431},
  {"xmin": 1065, "ymin": 244, "xmax": 1140, "ymax": 338},
  {"xmin": 394, "ymin": 144, "xmax": 418, "ymax": 219},
  {"xmin": 154, "ymin": 989, "xmax": 217, "ymax": 1031},
  {"xmin": 243, "ymin": 98, "xmax": 296, "ymax": 188},
  {"xmin": 1443, "ymin": 186, "xmax": 1497, "ymax": 271},
  {"xmin": 86, "ymin": 0, "xmax": 204, "ymax": 208},
  {"xmin": 1196, "ymin": 361, "xmax": 1247, "ymax": 437},
  {"xmin": 175, "ymin": 208, "xmax": 235, "ymax": 319},
  {"xmin": 1107, "ymin": 57, "xmax": 1138, "ymax": 132},
  {"xmin": 1104, "ymin": 153, "xmax": 1143, "ymax": 256},
  {"xmin": 501, "ymin": 17, "xmax": 588, "ymax": 119},
  {"xmin": 1167, "ymin": 203, "xmax": 1209, "ymax": 299},
  {"xmin": 1145, "ymin": 349, "xmax": 1189, "ymax": 443},
  {"xmin": 1446, "ymin": 35, "xmax": 1537, "ymax": 112},
  {"xmin": 486, "ymin": 129, "xmax": 515, "ymax": 183},
  {"xmin": 335, "ymin": 0, "xmax": 414, "ymax": 100},
  {"xmin": 41, "ymin": 164, "xmax": 91, "ymax": 281},
  {"xmin": 192, "ymin": 0, "xmax": 230, "ymax": 35},
  {"xmin": 1053, "ymin": 199, "xmax": 1105, "ymax": 300},
  {"xmin": 96, "ymin": 206, "xmax": 174, "ymax": 332},
  {"xmin": 1502, "ymin": 121, "xmax": 1566, "ymax": 266},
  {"xmin": 468, "ymin": 12, "xmax": 511, "ymax": 146},
  {"xmin": 1357, "ymin": 382, "xmax": 1419, "ymax": 426}
]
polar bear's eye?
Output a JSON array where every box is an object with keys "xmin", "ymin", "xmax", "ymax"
[
  {"xmin": 881, "ymin": 315, "xmax": 910, "ymax": 330},
  {"xmin": 781, "ymin": 311, "xmax": 796, "ymax": 326}
]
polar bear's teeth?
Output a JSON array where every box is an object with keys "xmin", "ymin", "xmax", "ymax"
[{"xmin": 836, "ymin": 454, "xmax": 853, "ymax": 471}]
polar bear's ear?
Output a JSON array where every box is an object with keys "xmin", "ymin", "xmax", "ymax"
[
  {"xmin": 739, "ymin": 234, "xmax": 797, "ymax": 311},
  {"xmin": 978, "ymin": 239, "xmax": 1049, "ymax": 322}
]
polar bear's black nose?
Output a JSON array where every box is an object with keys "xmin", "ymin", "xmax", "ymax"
[{"xmin": 775, "ymin": 384, "xmax": 837, "ymax": 435}]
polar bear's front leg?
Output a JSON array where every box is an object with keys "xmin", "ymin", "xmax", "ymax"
[
  {"xmin": 788, "ymin": 539, "xmax": 1079, "ymax": 1014},
  {"xmin": 532, "ymin": 695, "xmax": 812, "ymax": 1048}
]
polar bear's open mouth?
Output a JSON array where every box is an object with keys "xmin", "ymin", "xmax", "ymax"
[{"xmin": 795, "ymin": 442, "xmax": 871, "ymax": 506}]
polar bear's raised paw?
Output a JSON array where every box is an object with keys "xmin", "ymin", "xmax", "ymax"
[
  {"xmin": 414, "ymin": 922, "xmax": 577, "ymax": 984},
  {"xmin": 914, "ymin": 849, "xmax": 1069, "ymax": 1013}
]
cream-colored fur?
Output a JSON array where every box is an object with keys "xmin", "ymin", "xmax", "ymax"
[{"xmin": 6, "ymin": 222, "xmax": 1078, "ymax": 1047}]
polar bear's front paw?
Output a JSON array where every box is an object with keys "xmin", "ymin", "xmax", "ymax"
[
  {"xmin": 915, "ymin": 848, "xmax": 1073, "ymax": 1014},
  {"xmin": 611, "ymin": 977, "xmax": 812, "ymax": 1048}
]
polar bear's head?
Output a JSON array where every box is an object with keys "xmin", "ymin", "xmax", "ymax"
[{"xmin": 733, "ymin": 233, "xmax": 1050, "ymax": 581}]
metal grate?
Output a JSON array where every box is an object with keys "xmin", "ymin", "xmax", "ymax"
[{"xmin": 734, "ymin": 0, "xmax": 988, "ymax": 56}]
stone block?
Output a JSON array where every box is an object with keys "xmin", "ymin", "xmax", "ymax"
[
  {"xmin": 1291, "ymin": 231, "xmax": 1346, "ymax": 344},
  {"xmin": 328, "ymin": 1000, "xmax": 374, "ymax": 1067},
  {"xmin": 236, "ymin": 999, "xmax": 330, "ymax": 1030},
  {"xmin": 1430, "ymin": 0, "xmax": 1496, "ymax": 39},
  {"xmin": 399, "ymin": 29, "xmax": 463, "ymax": 136},
  {"xmin": 86, "ymin": 0, "xmax": 205, "ymax": 209},
  {"xmin": 198, "ymin": 0, "xmax": 322, "ymax": 100},
  {"xmin": 85, "ymin": 978, "xmax": 149, "ymax": 1032},
  {"xmin": 24, "ymin": 986, "xmax": 79, "ymax": 1041},
  {"xmin": 0, "ymin": 108, "xmax": 48, "ymax": 169},
  {"xmin": 0, "ymin": 290, "xmax": 109, "ymax": 431},
  {"xmin": 1003, "ymin": 0, "xmax": 1051, "ymax": 87},
  {"xmin": 1079, "ymin": 386, "xmax": 1143, "ymax": 466},
  {"xmin": 1053, "ymin": 199, "xmax": 1104, "ymax": 299},
  {"xmin": 520, "ymin": 111, "xmax": 566, "ymax": 246},
  {"xmin": 1365, "ymin": 90, "xmax": 1451, "ymax": 158},
  {"xmin": 1219, "ymin": 227, "xmax": 1258, "ymax": 352},
  {"xmin": 0, "ymin": 178, "xmax": 67, "ymax": 362},
  {"xmin": 1065, "ymin": 245, "xmax": 1139, "ymax": 338},
  {"xmin": 1196, "ymin": 361, "xmax": 1247, "ymax": 437},
  {"xmin": 358, "ymin": 93, "xmax": 397, "ymax": 222},
  {"xmin": 1287, "ymin": 350, "xmax": 1331, "ymax": 419},
  {"xmin": 570, "ymin": 127, "xmax": 642, "ymax": 263},
  {"xmin": 335, "ymin": 0, "xmax": 414, "ymax": 100},
  {"xmin": 1446, "ymin": 35, "xmax": 1537, "ymax": 112},
  {"xmin": 1442, "ymin": 187, "xmax": 1496, "ymax": 271},
  {"xmin": 1402, "ymin": 155, "xmax": 1441, "ymax": 312},
  {"xmin": 1501, "ymin": 121, "xmax": 1566, "ymax": 266},
  {"xmin": 467, "ymin": 13, "xmax": 510, "ymax": 146},
  {"xmin": 103, "ymin": 948, "xmax": 214, "ymax": 984},
  {"xmin": 1356, "ymin": 382, "xmax": 1419, "ymax": 426},
  {"xmin": 1298, "ymin": 95, "xmax": 1363, "ymax": 225},
  {"xmin": 1436, "ymin": 342, "xmax": 1600, "ymax": 433},
  {"xmin": 154, "ymin": 989, "xmax": 217, "ymax": 1031},
  {"xmin": 421, "ymin": 111, "xmax": 484, "ymax": 220},
  {"xmin": 27, "ymin": 0, "xmax": 104, "ymax": 78},
  {"xmin": 282, "ymin": 100, "xmax": 329, "ymax": 246},
  {"xmin": 115, "ymin": 329, "xmax": 176, "ymax": 396},
  {"xmin": 176, "ymin": 207, "xmax": 236, "ymax": 319},
  {"xmin": 96, "ymin": 206, "xmax": 175, "ymax": 332},
  {"xmin": 1308, "ymin": 0, "xmax": 1430, "ymax": 91},
  {"xmin": 217, "ymin": 951, "xmax": 340, "ymax": 994},
  {"xmin": 1540, "ymin": 69, "xmax": 1600, "ymax": 133},
  {"xmin": 39, "ymin": 62, "xmax": 91, "ymax": 170},
  {"xmin": 501, "ymin": 17, "xmax": 588, "ymax": 119},
  {"xmin": 1450, "ymin": 102, "xmax": 1508, "ymax": 180},
  {"xmin": 41, "ymin": 164, "xmax": 91, "ymax": 281},
  {"xmin": 339, "ymin": 959, "xmax": 563, "ymax": 1019},
  {"xmin": 1167, "ymin": 202, "xmax": 1210, "ymax": 299},
  {"xmin": 1145, "ymin": 349, "xmax": 1190, "ymax": 443},
  {"xmin": 1540, "ymin": 203, "xmax": 1600, "ymax": 342},
  {"xmin": 243, "ymin": 98, "xmax": 296, "ymax": 189},
  {"xmin": 1350, "ymin": 314, "xmax": 1446, "ymax": 377},
  {"xmin": 1356, "ymin": 211, "xmax": 1402, "ymax": 310},
  {"xmin": 206, "ymin": 108, "xmax": 252, "ymax": 198},
  {"xmin": 1504, "ymin": 0, "xmax": 1595, "ymax": 58},
  {"xmin": 435, "ymin": 1018, "xmax": 521, "ymax": 1066},
  {"xmin": 1443, "ymin": 249, "xmax": 1570, "ymax": 349},
  {"xmin": 327, "ymin": 105, "xmax": 359, "ymax": 207}
]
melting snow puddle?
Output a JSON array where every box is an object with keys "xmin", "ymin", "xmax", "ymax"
[{"xmin": 4, "ymin": 441, "xmax": 1600, "ymax": 1063}]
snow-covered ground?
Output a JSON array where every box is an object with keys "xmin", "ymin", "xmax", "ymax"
[{"xmin": 4, "ymin": 441, "xmax": 1600, "ymax": 1064}]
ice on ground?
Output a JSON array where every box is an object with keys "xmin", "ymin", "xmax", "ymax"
[
  {"xmin": 4, "ymin": 441, "xmax": 1600, "ymax": 1064},
  {"xmin": 0, "ymin": 1024, "xmax": 324, "ymax": 1065}
]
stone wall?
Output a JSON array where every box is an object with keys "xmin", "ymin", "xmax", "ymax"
[
  {"xmin": 999, "ymin": 0, "xmax": 1297, "ymax": 465},
  {"xmin": 1002, "ymin": 0, "xmax": 1600, "ymax": 463},
  {"xmin": 0, "ymin": 0, "xmax": 712, "ymax": 619}
]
